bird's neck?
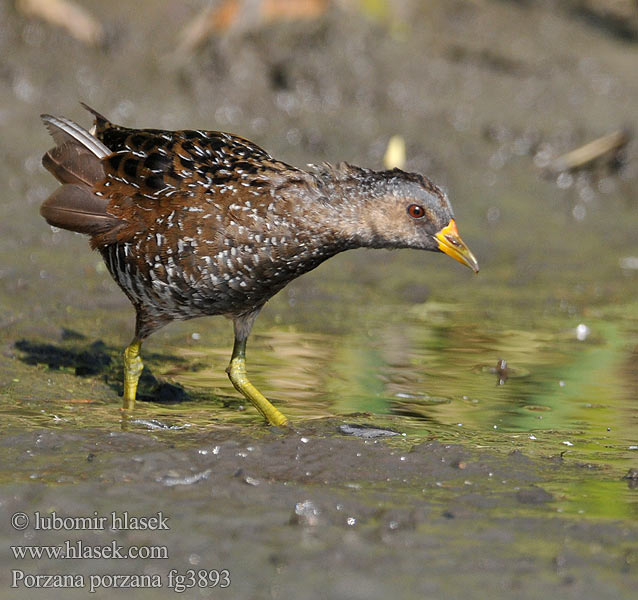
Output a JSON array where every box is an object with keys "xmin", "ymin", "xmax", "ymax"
[{"xmin": 305, "ymin": 170, "xmax": 395, "ymax": 250}]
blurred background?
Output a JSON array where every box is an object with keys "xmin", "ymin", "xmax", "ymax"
[{"xmin": 1, "ymin": 0, "xmax": 637, "ymax": 504}]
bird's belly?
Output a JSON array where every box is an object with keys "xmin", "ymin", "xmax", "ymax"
[{"xmin": 100, "ymin": 243, "xmax": 293, "ymax": 320}]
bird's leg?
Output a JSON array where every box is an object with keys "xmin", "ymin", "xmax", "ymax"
[
  {"xmin": 227, "ymin": 338, "xmax": 289, "ymax": 426},
  {"xmin": 122, "ymin": 338, "xmax": 143, "ymax": 410},
  {"xmin": 226, "ymin": 313, "xmax": 289, "ymax": 427}
]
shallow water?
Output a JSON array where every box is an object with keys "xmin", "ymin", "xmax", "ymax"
[{"xmin": 5, "ymin": 292, "xmax": 637, "ymax": 521}]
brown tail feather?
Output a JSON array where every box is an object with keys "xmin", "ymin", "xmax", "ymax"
[
  {"xmin": 41, "ymin": 111, "xmax": 125, "ymax": 242},
  {"xmin": 40, "ymin": 184, "xmax": 121, "ymax": 235},
  {"xmin": 41, "ymin": 114, "xmax": 110, "ymax": 158},
  {"xmin": 80, "ymin": 102, "xmax": 110, "ymax": 130},
  {"xmin": 42, "ymin": 142, "xmax": 105, "ymax": 187}
]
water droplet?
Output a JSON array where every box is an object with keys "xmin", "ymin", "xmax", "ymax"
[
  {"xmin": 575, "ymin": 324, "xmax": 590, "ymax": 341},
  {"xmin": 293, "ymin": 500, "xmax": 320, "ymax": 527}
]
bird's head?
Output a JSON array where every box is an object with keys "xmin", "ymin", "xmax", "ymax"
[{"xmin": 327, "ymin": 165, "xmax": 479, "ymax": 273}]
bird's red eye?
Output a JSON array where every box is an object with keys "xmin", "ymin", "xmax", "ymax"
[{"xmin": 407, "ymin": 204, "xmax": 425, "ymax": 219}]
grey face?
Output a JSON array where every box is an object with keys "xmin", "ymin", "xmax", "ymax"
[
  {"xmin": 355, "ymin": 171, "xmax": 455, "ymax": 252},
  {"xmin": 400, "ymin": 177, "xmax": 455, "ymax": 238}
]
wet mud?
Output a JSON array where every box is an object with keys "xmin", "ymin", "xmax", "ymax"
[{"xmin": 1, "ymin": 421, "xmax": 636, "ymax": 599}]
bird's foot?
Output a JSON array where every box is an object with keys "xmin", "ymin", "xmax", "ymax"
[
  {"xmin": 122, "ymin": 340, "xmax": 143, "ymax": 411},
  {"xmin": 227, "ymin": 356, "xmax": 289, "ymax": 427}
]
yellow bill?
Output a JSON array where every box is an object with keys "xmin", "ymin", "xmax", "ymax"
[{"xmin": 434, "ymin": 219, "xmax": 479, "ymax": 273}]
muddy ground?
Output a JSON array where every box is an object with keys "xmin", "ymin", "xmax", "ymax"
[
  {"xmin": 1, "ymin": 1, "xmax": 637, "ymax": 598},
  {"xmin": 1, "ymin": 421, "xmax": 635, "ymax": 599}
]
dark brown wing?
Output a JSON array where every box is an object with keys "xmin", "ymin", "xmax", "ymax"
[
  {"xmin": 42, "ymin": 106, "xmax": 312, "ymax": 250},
  {"xmin": 95, "ymin": 123, "xmax": 274, "ymax": 195},
  {"xmin": 89, "ymin": 119, "xmax": 305, "ymax": 247}
]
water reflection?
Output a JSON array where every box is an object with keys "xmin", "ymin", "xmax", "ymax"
[
  {"xmin": 160, "ymin": 300, "xmax": 638, "ymax": 483},
  {"xmin": 3, "ymin": 297, "xmax": 637, "ymax": 518}
]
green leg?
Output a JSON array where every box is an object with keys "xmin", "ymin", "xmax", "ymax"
[
  {"xmin": 122, "ymin": 338, "xmax": 143, "ymax": 411},
  {"xmin": 226, "ymin": 337, "xmax": 289, "ymax": 427}
]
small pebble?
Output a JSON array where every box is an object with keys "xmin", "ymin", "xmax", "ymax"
[
  {"xmin": 159, "ymin": 469, "xmax": 211, "ymax": 487},
  {"xmin": 338, "ymin": 424, "xmax": 400, "ymax": 438}
]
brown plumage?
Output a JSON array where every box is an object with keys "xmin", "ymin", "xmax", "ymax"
[{"xmin": 40, "ymin": 104, "xmax": 478, "ymax": 426}]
